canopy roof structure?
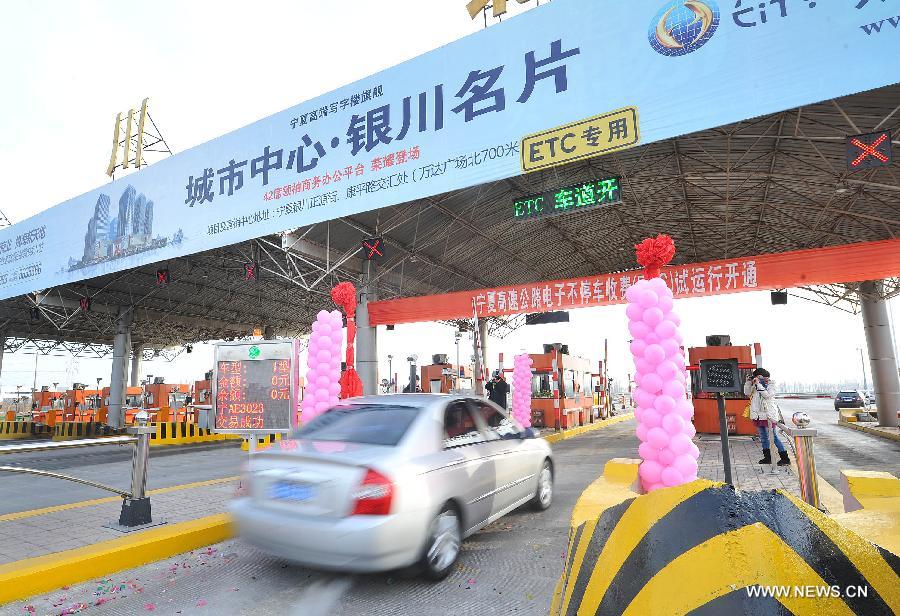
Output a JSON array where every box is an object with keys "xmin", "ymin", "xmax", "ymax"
[{"xmin": 2, "ymin": 83, "xmax": 898, "ymax": 358}]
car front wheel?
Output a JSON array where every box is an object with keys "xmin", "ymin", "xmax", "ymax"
[
  {"xmin": 530, "ymin": 459, "xmax": 553, "ymax": 511},
  {"xmin": 421, "ymin": 504, "xmax": 461, "ymax": 580}
]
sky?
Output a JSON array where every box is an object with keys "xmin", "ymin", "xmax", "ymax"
[{"xmin": 0, "ymin": 0, "xmax": 897, "ymax": 396}]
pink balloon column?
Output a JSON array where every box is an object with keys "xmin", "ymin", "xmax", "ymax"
[
  {"xmin": 627, "ymin": 235, "xmax": 700, "ymax": 492},
  {"xmin": 512, "ymin": 354, "xmax": 533, "ymax": 428},
  {"xmin": 300, "ymin": 309, "xmax": 344, "ymax": 423}
]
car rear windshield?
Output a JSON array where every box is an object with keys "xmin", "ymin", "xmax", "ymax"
[
  {"xmin": 292, "ymin": 404, "xmax": 419, "ymax": 446},
  {"xmin": 838, "ymin": 391, "xmax": 860, "ymax": 397}
]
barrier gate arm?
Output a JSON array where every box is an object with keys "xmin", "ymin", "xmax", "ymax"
[
  {"xmin": 0, "ymin": 430, "xmax": 154, "ymax": 527},
  {"xmin": 0, "ymin": 464, "xmax": 132, "ymax": 497}
]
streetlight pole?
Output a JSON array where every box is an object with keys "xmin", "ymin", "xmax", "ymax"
[
  {"xmin": 32, "ymin": 352, "xmax": 39, "ymax": 393},
  {"xmin": 454, "ymin": 331, "xmax": 462, "ymax": 392},
  {"xmin": 387, "ymin": 355, "xmax": 393, "ymax": 393},
  {"xmin": 96, "ymin": 377, "xmax": 103, "ymax": 419},
  {"xmin": 858, "ymin": 347, "xmax": 868, "ymax": 391}
]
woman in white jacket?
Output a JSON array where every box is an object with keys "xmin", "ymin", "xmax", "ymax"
[{"xmin": 743, "ymin": 368, "xmax": 789, "ymax": 466}]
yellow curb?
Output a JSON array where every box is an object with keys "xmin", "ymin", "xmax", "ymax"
[
  {"xmin": 837, "ymin": 419, "xmax": 900, "ymax": 442},
  {"xmin": 543, "ymin": 412, "xmax": 634, "ymax": 444},
  {"xmin": 0, "ymin": 476, "xmax": 239, "ymax": 523},
  {"xmin": 0, "ymin": 513, "xmax": 234, "ymax": 605}
]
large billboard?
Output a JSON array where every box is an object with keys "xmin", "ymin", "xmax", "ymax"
[{"xmin": 1, "ymin": 0, "xmax": 898, "ymax": 301}]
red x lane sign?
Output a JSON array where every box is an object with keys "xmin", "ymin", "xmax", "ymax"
[
  {"xmin": 243, "ymin": 261, "xmax": 259, "ymax": 282},
  {"xmin": 847, "ymin": 131, "xmax": 892, "ymax": 171},
  {"xmin": 362, "ymin": 237, "xmax": 384, "ymax": 261}
]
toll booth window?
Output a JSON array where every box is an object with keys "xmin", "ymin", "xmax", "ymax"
[
  {"xmin": 442, "ymin": 401, "xmax": 484, "ymax": 448},
  {"xmin": 532, "ymin": 373, "xmax": 552, "ymax": 398},
  {"xmin": 563, "ymin": 370, "xmax": 577, "ymax": 398},
  {"xmin": 292, "ymin": 404, "xmax": 418, "ymax": 446}
]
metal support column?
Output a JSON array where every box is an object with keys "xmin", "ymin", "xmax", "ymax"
[
  {"xmin": 130, "ymin": 344, "xmax": 144, "ymax": 388},
  {"xmin": 107, "ymin": 307, "xmax": 132, "ymax": 429},
  {"xmin": 479, "ymin": 319, "xmax": 490, "ymax": 380},
  {"xmin": 357, "ymin": 268, "xmax": 378, "ymax": 395},
  {"xmin": 473, "ymin": 330, "xmax": 484, "ymax": 396},
  {"xmin": 860, "ymin": 281, "xmax": 900, "ymax": 428},
  {"xmin": 0, "ymin": 334, "xmax": 5, "ymax": 398}
]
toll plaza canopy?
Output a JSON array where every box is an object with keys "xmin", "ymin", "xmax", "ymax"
[{"xmin": 1, "ymin": 0, "xmax": 900, "ymax": 354}]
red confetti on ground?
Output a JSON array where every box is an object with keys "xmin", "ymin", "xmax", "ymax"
[
  {"xmin": 143, "ymin": 603, "xmax": 157, "ymax": 611},
  {"xmin": 197, "ymin": 599, "xmax": 208, "ymax": 607}
]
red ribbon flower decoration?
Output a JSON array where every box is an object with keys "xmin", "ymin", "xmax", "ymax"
[
  {"xmin": 635, "ymin": 234, "xmax": 676, "ymax": 280},
  {"xmin": 330, "ymin": 282, "xmax": 364, "ymax": 398}
]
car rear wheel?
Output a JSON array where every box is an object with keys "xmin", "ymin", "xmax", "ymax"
[
  {"xmin": 530, "ymin": 459, "xmax": 553, "ymax": 511},
  {"xmin": 421, "ymin": 505, "xmax": 461, "ymax": 580}
]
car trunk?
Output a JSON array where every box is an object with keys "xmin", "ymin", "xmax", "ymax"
[{"xmin": 247, "ymin": 440, "xmax": 392, "ymax": 519}]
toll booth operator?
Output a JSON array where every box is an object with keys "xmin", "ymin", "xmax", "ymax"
[{"xmin": 486, "ymin": 370, "xmax": 510, "ymax": 409}]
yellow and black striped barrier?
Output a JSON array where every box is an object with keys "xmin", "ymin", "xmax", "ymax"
[
  {"xmin": 552, "ymin": 466, "xmax": 899, "ymax": 615},
  {"xmin": 0, "ymin": 421, "xmax": 52, "ymax": 440},
  {"xmin": 240, "ymin": 433, "xmax": 282, "ymax": 451},
  {"xmin": 51, "ymin": 422, "xmax": 123, "ymax": 441},
  {"xmin": 149, "ymin": 422, "xmax": 241, "ymax": 446}
]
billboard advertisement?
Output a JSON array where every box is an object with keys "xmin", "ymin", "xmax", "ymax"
[{"xmin": 1, "ymin": 0, "xmax": 898, "ymax": 301}]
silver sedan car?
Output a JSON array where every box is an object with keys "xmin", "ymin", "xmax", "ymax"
[{"xmin": 230, "ymin": 394, "xmax": 554, "ymax": 579}]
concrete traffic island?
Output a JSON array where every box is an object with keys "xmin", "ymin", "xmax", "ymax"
[
  {"xmin": 552, "ymin": 460, "xmax": 900, "ymax": 615},
  {"xmin": 837, "ymin": 419, "xmax": 900, "ymax": 443}
]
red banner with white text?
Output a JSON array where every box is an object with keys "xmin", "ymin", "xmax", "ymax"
[{"xmin": 367, "ymin": 239, "xmax": 900, "ymax": 326}]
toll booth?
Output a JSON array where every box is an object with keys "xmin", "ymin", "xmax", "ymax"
[
  {"xmin": 60, "ymin": 384, "xmax": 101, "ymax": 423},
  {"xmin": 32, "ymin": 387, "xmax": 63, "ymax": 425},
  {"xmin": 528, "ymin": 344, "xmax": 593, "ymax": 430},
  {"xmin": 97, "ymin": 386, "xmax": 144, "ymax": 424},
  {"xmin": 421, "ymin": 355, "xmax": 473, "ymax": 393},
  {"xmin": 687, "ymin": 336, "xmax": 758, "ymax": 436},
  {"xmin": 193, "ymin": 370, "xmax": 214, "ymax": 405},
  {"xmin": 143, "ymin": 379, "xmax": 190, "ymax": 422}
]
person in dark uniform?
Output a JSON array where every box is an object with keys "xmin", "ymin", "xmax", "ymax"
[
  {"xmin": 485, "ymin": 370, "xmax": 510, "ymax": 409},
  {"xmin": 403, "ymin": 375, "xmax": 421, "ymax": 393}
]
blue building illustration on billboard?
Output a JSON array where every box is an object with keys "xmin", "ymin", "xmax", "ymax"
[{"xmin": 73, "ymin": 185, "xmax": 179, "ymax": 271}]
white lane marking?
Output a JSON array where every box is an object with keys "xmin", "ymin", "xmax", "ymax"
[{"xmin": 289, "ymin": 576, "xmax": 354, "ymax": 616}]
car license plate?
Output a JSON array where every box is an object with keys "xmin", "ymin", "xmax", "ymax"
[{"xmin": 269, "ymin": 481, "xmax": 315, "ymax": 502}]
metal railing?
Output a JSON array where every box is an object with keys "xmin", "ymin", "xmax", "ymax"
[
  {"xmin": 0, "ymin": 416, "xmax": 155, "ymax": 527},
  {"xmin": 0, "ymin": 436, "xmax": 137, "ymax": 497}
]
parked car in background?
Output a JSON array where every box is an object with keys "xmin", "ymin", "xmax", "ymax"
[
  {"xmin": 231, "ymin": 394, "xmax": 553, "ymax": 580},
  {"xmin": 864, "ymin": 391, "xmax": 876, "ymax": 405},
  {"xmin": 834, "ymin": 390, "xmax": 866, "ymax": 412}
]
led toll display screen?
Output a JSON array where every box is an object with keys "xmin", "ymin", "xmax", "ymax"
[
  {"xmin": 513, "ymin": 176, "xmax": 621, "ymax": 222},
  {"xmin": 215, "ymin": 359, "xmax": 292, "ymax": 431},
  {"xmin": 699, "ymin": 359, "xmax": 742, "ymax": 394}
]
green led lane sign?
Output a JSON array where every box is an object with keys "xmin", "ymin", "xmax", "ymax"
[{"xmin": 513, "ymin": 177, "xmax": 621, "ymax": 222}]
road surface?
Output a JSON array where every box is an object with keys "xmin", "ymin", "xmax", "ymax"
[
  {"xmin": 776, "ymin": 398, "xmax": 900, "ymax": 487},
  {"xmin": 0, "ymin": 441, "xmax": 244, "ymax": 515},
  {"xmin": 1, "ymin": 420, "xmax": 641, "ymax": 616}
]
